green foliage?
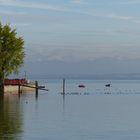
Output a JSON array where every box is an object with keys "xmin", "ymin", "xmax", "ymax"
[{"xmin": 0, "ymin": 23, "xmax": 25, "ymax": 80}]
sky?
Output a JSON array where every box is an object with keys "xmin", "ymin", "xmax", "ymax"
[{"xmin": 1, "ymin": 0, "xmax": 140, "ymax": 77}]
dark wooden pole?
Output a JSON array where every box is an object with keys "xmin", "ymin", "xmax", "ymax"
[
  {"xmin": 35, "ymin": 81, "xmax": 38, "ymax": 98},
  {"xmin": 63, "ymin": 79, "xmax": 65, "ymax": 95},
  {"xmin": 18, "ymin": 84, "xmax": 21, "ymax": 97}
]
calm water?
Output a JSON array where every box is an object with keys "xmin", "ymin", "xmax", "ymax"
[{"xmin": 1, "ymin": 80, "xmax": 140, "ymax": 140}]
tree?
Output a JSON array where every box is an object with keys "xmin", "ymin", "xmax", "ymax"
[{"xmin": 0, "ymin": 23, "xmax": 25, "ymax": 96}]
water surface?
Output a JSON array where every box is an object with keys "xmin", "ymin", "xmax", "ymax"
[{"xmin": 1, "ymin": 80, "xmax": 140, "ymax": 140}]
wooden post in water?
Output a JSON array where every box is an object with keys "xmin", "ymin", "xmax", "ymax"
[
  {"xmin": 35, "ymin": 81, "xmax": 38, "ymax": 98},
  {"xmin": 18, "ymin": 84, "xmax": 21, "ymax": 96},
  {"xmin": 63, "ymin": 79, "xmax": 65, "ymax": 95}
]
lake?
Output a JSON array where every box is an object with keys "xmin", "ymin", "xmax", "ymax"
[{"xmin": 1, "ymin": 79, "xmax": 140, "ymax": 140}]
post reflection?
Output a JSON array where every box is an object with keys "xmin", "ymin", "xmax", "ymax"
[
  {"xmin": 0, "ymin": 95, "xmax": 23, "ymax": 140},
  {"xmin": 63, "ymin": 94, "xmax": 65, "ymax": 112}
]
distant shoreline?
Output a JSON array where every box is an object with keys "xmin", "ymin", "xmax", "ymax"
[{"xmin": 26, "ymin": 74, "xmax": 140, "ymax": 80}]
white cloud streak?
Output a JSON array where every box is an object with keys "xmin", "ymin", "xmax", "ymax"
[
  {"xmin": 107, "ymin": 14, "xmax": 134, "ymax": 20},
  {"xmin": 71, "ymin": 0, "xmax": 84, "ymax": 4},
  {"xmin": 0, "ymin": 0, "xmax": 15, "ymax": 2},
  {"xmin": 120, "ymin": 0, "xmax": 140, "ymax": 4},
  {"xmin": 11, "ymin": 23, "xmax": 31, "ymax": 27},
  {"xmin": 0, "ymin": 0, "xmax": 65, "ymax": 11},
  {"xmin": 0, "ymin": 9, "xmax": 25, "ymax": 15},
  {"xmin": 71, "ymin": 0, "xmax": 89, "ymax": 5}
]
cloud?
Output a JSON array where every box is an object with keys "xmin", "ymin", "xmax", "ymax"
[
  {"xmin": 0, "ymin": 0, "xmax": 65, "ymax": 11},
  {"xmin": 114, "ymin": 29, "xmax": 140, "ymax": 36},
  {"xmin": 0, "ymin": 0, "xmax": 15, "ymax": 2},
  {"xmin": 25, "ymin": 42, "xmax": 140, "ymax": 63},
  {"xmin": 107, "ymin": 14, "xmax": 134, "ymax": 20},
  {"xmin": 0, "ymin": 9, "xmax": 25, "ymax": 15},
  {"xmin": 120, "ymin": 0, "xmax": 140, "ymax": 4},
  {"xmin": 134, "ymin": 20, "xmax": 140, "ymax": 23},
  {"xmin": 105, "ymin": 14, "xmax": 140, "ymax": 24},
  {"xmin": 71, "ymin": 0, "xmax": 83, "ymax": 4},
  {"xmin": 71, "ymin": 0, "xmax": 88, "ymax": 5},
  {"xmin": 11, "ymin": 23, "xmax": 31, "ymax": 27}
]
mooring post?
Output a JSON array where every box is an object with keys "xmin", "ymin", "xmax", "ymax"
[
  {"xmin": 18, "ymin": 84, "xmax": 21, "ymax": 96},
  {"xmin": 35, "ymin": 81, "xmax": 38, "ymax": 97},
  {"xmin": 63, "ymin": 79, "xmax": 65, "ymax": 95}
]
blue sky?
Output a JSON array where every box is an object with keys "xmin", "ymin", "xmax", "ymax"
[{"xmin": 1, "ymin": 0, "xmax": 140, "ymax": 76}]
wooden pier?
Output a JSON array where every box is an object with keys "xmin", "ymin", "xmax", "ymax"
[
  {"xmin": 18, "ymin": 81, "xmax": 48, "ymax": 93},
  {"xmin": 5, "ymin": 80, "xmax": 48, "ymax": 96},
  {"xmin": 17, "ymin": 81, "xmax": 48, "ymax": 98}
]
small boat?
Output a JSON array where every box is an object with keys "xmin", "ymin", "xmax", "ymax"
[
  {"xmin": 38, "ymin": 85, "xmax": 45, "ymax": 89},
  {"xmin": 78, "ymin": 85, "xmax": 85, "ymax": 88},
  {"xmin": 105, "ymin": 84, "xmax": 111, "ymax": 87}
]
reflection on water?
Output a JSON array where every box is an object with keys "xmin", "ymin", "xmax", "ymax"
[
  {"xmin": 0, "ymin": 95, "xmax": 23, "ymax": 140},
  {"xmin": 62, "ymin": 94, "xmax": 65, "ymax": 112},
  {"xmin": 1, "ymin": 80, "xmax": 140, "ymax": 140}
]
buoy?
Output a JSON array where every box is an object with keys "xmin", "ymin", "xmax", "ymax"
[{"xmin": 78, "ymin": 85, "xmax": 85, "ymax": 88}]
